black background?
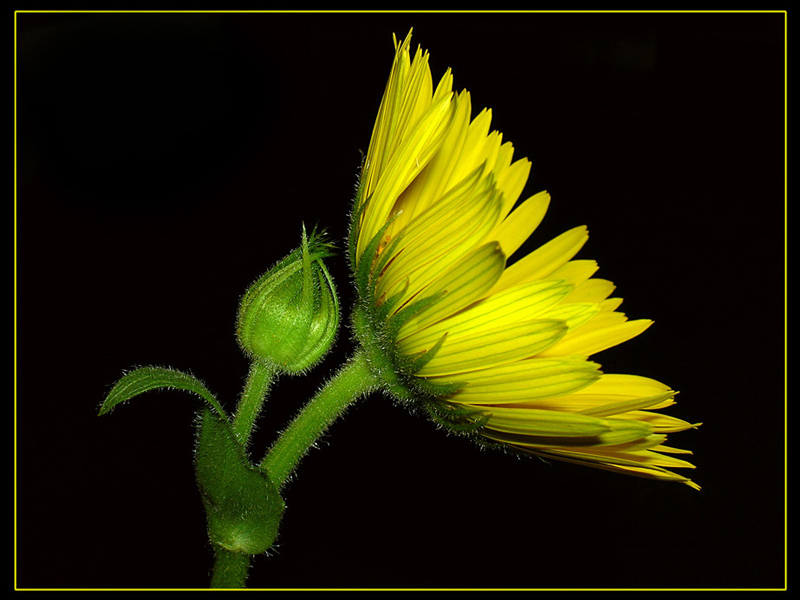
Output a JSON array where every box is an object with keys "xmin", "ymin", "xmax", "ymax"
[{"xmin": 15, "ymin": 11, "xmax": 785, "ymax": 590}]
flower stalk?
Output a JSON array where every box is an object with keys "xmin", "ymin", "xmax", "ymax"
[
  {"xmin": 231, "ymin": 359, "xmax": 277, "ymax": 448},
  {"xmin": 210, "ymin": 548, "xmax": 251, "ymax": 589},
  {"xmin": 261, "ymin": 350, "xmax": 380, "ymax": 489}
]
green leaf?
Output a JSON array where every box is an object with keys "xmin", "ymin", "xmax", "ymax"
[
  {"xmin": 195, "ymin": 409, "xmax": 285, "ymax": 555},
  {"xmin": 99, "ymin": 366, "xmax": 226, "ymax": 417}
]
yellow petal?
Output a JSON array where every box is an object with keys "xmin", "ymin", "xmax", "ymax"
[
  {"xmin": 578, "ymin": 392, "xmax": 675, "ymax": 417},
  {"xmin": 400, "ymin": 278, "xmax": 574, "ymax": 350},
  {"xmin": 360, "ymin": 33, "xmax": 413, "ymax": 196},
  {"xmin": 414, "ymin": 319, "xmax": 567, "ymax": 377},
  {"xmin": 547, "ymin": 259, "xmax": 599, "ymax": 286},
  {"xmin": 601, "ymin": 433, "xmax": 669, "ymax": 452},
  {"xmin": 562, "ymin": 278, "xmax": 616, "ymax": 304},
  {"xmin": 482, "ymin": 415, "xmax": 652, "ymax": 446},
  {"xmin": 484, "ymin": 374, "xmax": 675, "ymax": 413},
  {"xmin": 538, "ymin": 318, "xmax": 652, "ymax": 358},
  {"xmin": 491, "ymin": 225, "xmax": 589, "ymax": 294},
  {"xmin": 482, "ymin": 131, "xmax": 504, "ymax": 177},
  {"xmin": 379, "ymin": 167, "xmax": 503, "ymax": 302},
  {"xmin": 599, "ymin": 297, "xmax": 624, "ymax": 312},
  {"xmin": 494, "ymin": 141, "xmax": 516, "ymax": 178},
  {"xmin": 495, "ymin": 157, "xmax": 531, "ymax": 218},
  {"xmin": 537, "ymin": 302, "xmax": 600, "ymax": 331},
  {"xmin": 613, "ymin": 410, "xmax": 700, "ymax": 433},
  {"xmin": 537, "ymin": 446, "xmax": 697, "ymax": 471},
  {"xmin": 491, "ymin": 191, "xmax": 550, "ymax": 259},
  {"xmin": 519, "ymin": 448, "xmax": 700, "ymax": 489},
  {"xmin": 397, "ymin": 242, "xmax": 505, "ymax": 339},
  {"xmin": 359, "ymin": 94, "xmax": 455, "ymax": 259},
  {"xmin": 388, "ymin": 88, "xmax": 471, "ymax": 231},
  {"xmin": 449, "ymin": 108, "xmax": 493, "ymax": 183},
  {"xmin": 574, "ymin": 374, "xmax": 673, "ymax": 397},
  {"xmin": 484, "ymin": 409, "xmax": 612, "ymax": 437},
  {"xmin": 656, "ymin": 444, "xmax": 695, "ymax": 454},
  {"xmin": 568, "ymin": 310, "xmax": 629, "ymax": 334},
  {"xmin": 442, "ymin": 358, "xmax": 600, "ymax": 404}
]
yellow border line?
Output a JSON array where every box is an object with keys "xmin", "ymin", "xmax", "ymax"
[
  {"xmin": 11, "ymin": 588, "xmax": 794, "ymax": 593},
  {"xmin": 783, "ymin": 8, "xmax": 789, "ymax": 594},
  {"xmin": 11, "ymin": 8, "xmax": 791, "ymax": 13},
  {"xmin": 13, "ymin": 9, "xmax": 19, "ymax": 593}
]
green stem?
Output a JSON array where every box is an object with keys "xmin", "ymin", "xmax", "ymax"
[
  {"xmin": 210, "ymin": 548, "xmax": 251, "ymax": 588},
  {"xmin": 261, "ymin": 350, "xmax": 379, "ymax": 488},
  {"xmin": 231, "ymin": 360, "xmax": 277, "ymax": 448}
]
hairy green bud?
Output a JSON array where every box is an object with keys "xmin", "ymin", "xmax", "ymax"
[{"xmin": 236, "ymin": 228, "xmax": 339, "ymax": 374}]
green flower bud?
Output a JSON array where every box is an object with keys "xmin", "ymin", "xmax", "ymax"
[{"xmin": 236, "ymin": 228, "xmax": 339, "ymax": 374}]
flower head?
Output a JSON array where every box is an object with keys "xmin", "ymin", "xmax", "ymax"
[{"xmin": 350, "ymin": 32, "xmax": 699, "ymax": 489}]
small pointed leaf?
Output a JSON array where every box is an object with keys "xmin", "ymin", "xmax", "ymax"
[{"xmin": 99, "ymin": 366, "xmax": 226, "ymax": 417}]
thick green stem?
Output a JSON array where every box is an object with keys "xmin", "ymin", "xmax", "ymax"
[
  {"xmin": 261, "ymin": 351, "xmax": 379, "ymax": 488},
  {"xmin": 231, "ymin": 360, "xmax": 277, "ymax": 447},
  {"xmin": 210, "ymin": 548, "xmax": 251, "ymax": 588}
]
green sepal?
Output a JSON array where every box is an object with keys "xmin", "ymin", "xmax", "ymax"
[
  {"xmin": 99, "ymin": 366, "xmax": 226, "ymax": 418},
  {"xmin": 354, "ymin": 217, "xmax": 394, "ymax": 302},
  {"xmin": 195, "ymin": 408, "xmax": 285, "ymax": 555},
  {"xmin": 386, "ymin": 290, "xmax": 447, "ymax": 340},
  {"xmin": 374, "ymin": 278, "xmax": 410, "ymax": 325},
  {"xmin": 347, "ymin": 176, "xmax": 369, "ymax": 269},
  {"xmin": 371, "ymin": 229, "xmax": 406, "ymax": 285},
  {"xmin": 400, "ymin": 333, "xmax": 449, "ymax": 375},
  {"xmin": 408, "ymin": 373, "xmax": 464, "ymax": 399},
  {"xmin": 375, "ymin": 289, "xmax": 401, "ymax": 325},
  {"xmin": 354, "ymin": 223, "xmax": 380, "ymax": 302},
  {"xmin": 421, "ymin": 399, "xmax": 491, "ymax": 434}
]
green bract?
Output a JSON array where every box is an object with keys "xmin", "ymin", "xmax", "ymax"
[
  {"xmin": 195, "ymin": 409, "xmax": 285, "ymax": 556},
  {"xmin": 236, "ymin": 229, "xmax": 339, "ymax": 374}
]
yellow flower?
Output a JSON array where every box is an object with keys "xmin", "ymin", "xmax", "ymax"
[{"xmin": 349, "ymin": 32, "xmax": 700, "ymax": 490}]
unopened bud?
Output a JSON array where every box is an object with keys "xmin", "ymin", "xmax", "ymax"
[{"xmin": 236, "ymin": 228, "xmax": 339, "ymax": 374}]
